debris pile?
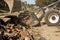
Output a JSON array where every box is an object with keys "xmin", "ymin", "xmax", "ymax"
[{"xmin": 0, "ymin": 23, "xmax": 43, "ymax": 40}]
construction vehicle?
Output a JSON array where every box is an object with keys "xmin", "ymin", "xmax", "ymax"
[
  {"xmin": 0, "ymin": 0, "xmax": 40, "ymax": 27},
  {"xmin": 34, "ymin": 0, "xmax": 60, "ymax": 26},
  {"xmin": 41, "ymin": 0, "xmax": 60, "ymax": 26}
]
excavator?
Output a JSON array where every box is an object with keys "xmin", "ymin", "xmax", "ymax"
[{"xmin": 0, "ymin": 0, "xmax": 40, "ymax": 27}]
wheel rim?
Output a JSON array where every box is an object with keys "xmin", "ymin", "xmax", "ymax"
[{"xmin": 48, "ymin": 13, "xmax": 59, "ymax": 23}]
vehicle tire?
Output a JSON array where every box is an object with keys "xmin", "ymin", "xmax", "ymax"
[{"xmin": 45, "ymin": 10, "xmax": 60, "ymax": 26}]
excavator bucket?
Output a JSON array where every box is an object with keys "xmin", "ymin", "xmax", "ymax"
[
  {"xmin": 3, "ymin": 0, "xmax": 21, "ymax": 13},
  {"xmin": 0, "ymin": 0, "xmax": 21, "ymax": 25},
  {"xmin": 4, "ymin": 0, "xmax": 14, "ymax": 13}
]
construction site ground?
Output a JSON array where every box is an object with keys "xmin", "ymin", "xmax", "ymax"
[{"xmin": 26, "ymin": 24, "xmax": 60, "ymax": 40}]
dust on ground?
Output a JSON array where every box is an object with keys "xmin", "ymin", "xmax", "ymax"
[{"xmin": 27, "ymin": 25, "xmax": 60, "ymax": 40}]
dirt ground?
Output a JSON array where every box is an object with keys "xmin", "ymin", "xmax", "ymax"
[{"xmin": 27, "ymin": 25, "xmax": 60, "ymax": 40}]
